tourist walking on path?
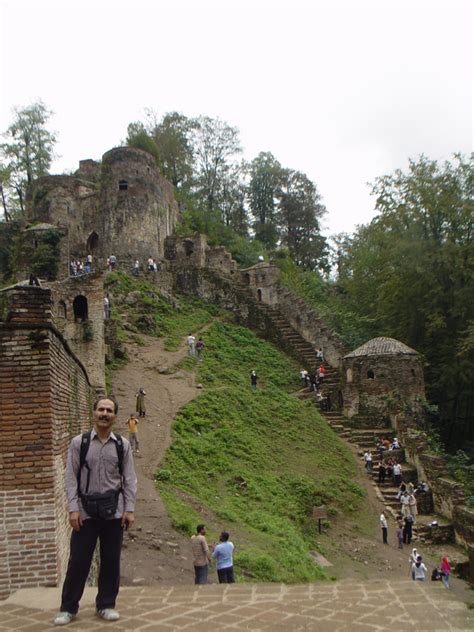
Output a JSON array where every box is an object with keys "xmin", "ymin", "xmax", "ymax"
[
  {"xmin": 440, "ymin": 556, "xmax": 451, "ymax": 588},
  {"xmin": 409, "ymin": 548, "xmax": 418, "ymax": 579},
  {"xmin": 187, "ymin": 333, "xmax": 196, "ymax": 356},
  {"xmin": 403, "ymin": 515, "xmax": 414, "ymax": 545},
  {"xmin": 250, "ymin": 370, "xmax": 258, "ymax": 391},
  {"xmin": 103, "ymin": 294, "xmax": 110, "ymax": 320},
  {"xmin": 196, "ymin": 337, "xmax": 204, "ymax": 360},
  {"xmin": 191, "ymin": 525, "xmax": 212, "ymax": 585},
  {"xmin": 380, "ymin": 511, "xmax": 388, "ymax": 544},
  {"xmin": 396, "ymin": 521, "xmax": 404, "ymax": 549},
  {"xmin": 126, "ymin": 414, "xmax": 140, "ymax": 454},
  {"xmin": 412, "ymin": 555, "xmax": 427, "ymax": 581},
  {"xmin": 135, "ymin": 387, "xmax": 146, "ymax": 417},
  {"xmin": 212, "ymin": 531, "xmax": 235, "ymax": 584},
  {"xmin": 53, "ymin": 397, "xmax": 137, "ymax": 626}
]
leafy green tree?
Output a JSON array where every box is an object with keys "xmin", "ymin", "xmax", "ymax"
[
  {"xmin": 278, "ymin": 170, "xmax": 328, "ymax": 272},
  {"xmin": 338, "ymin": 154, "xmax": 474, "ymax": 453},
  {"xmin": 191, "ymin": 116, "xmax": 242, "ymax": 214},
  {"xmin": 249, "ymin": 152, "xmax": 284, "ymax": 249},
  {"xmin": 0, "ymin": 101, "xmax": 57, "ymax": 217},
  {"xmin": 152, "ymin": 112, "xmax": 195, "ymax": 189},
  {"xmin": 126, "ymin": 122, "xmax": 161, "ymax": 164},
  {"xmin": 218, "ymin": 160, "xmax": 249, "ymax": 236}
]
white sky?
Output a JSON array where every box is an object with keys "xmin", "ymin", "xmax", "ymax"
[{"xmin": 0, "ymin": 0, "xmax": 472, "ymax": 235}]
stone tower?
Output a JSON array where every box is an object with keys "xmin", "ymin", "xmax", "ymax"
[
  {"xmin": 101, "ymin": 147, "xmax": 179, "ymax": 265},
  {"xmin": 342, "ymin": 336, "xmax": 425, "ymax": 423}
]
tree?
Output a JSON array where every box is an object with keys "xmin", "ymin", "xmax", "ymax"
[
  {"xmin": 339, "ymin": 154, "xmax": 474, "ymax": 453},
  {"xmin": 152, "ymin": 112, "xmax": 195, "ymax": 189},
  {"xmin": 218, "ymin": 160, "xmax": 249, "ymax": 236},
  {"xmin": 248, "ymin": 152, "xmax": 284, "ymax": 249},
  {"xmin": 126, "ymin": 121, "xmax": 161, "ymax": 164},
  {"xmin": 278, "ymin": 170, "xmax": 328, "ymax": 271},
  {"xmin": 0, "ymin": 101, "xmax": 56, "ymax": 217},
  {"xmin": 191, "ymin": 116, "xmax": 242, "ymax": 214}
]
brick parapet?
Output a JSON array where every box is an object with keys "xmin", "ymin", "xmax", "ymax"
[{"xmin": 0, "ymin": 285, "xmax": 92, "ymax": 598}]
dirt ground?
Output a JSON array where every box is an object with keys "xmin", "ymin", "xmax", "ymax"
[{"xmin": 112, "ymin": 333, "xmax": 472, "ymax": 604}]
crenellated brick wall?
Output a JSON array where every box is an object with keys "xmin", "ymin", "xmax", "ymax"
[{"xmin": 0, "ymin": 286, "xmax": 92, "ymax": 599}]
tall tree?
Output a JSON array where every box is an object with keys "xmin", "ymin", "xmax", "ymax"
[
  {"xmin": 278, "ymin": 170, "xmax": 328, "ymax": 271},
  {"xmin": 152, "ymin": 112, "xmax": 195, "ymax": 189},
  {"xmin": 218, "ymin": 160, "xmax": 249, "ymax": 236},
  {"xmin": 191, "ymin": 116, "xmax": 242, "ymax": 214},
  {"xmin": 248, "ymin": 152, "xmax": 284, "ymax": 249},
  {"xmin": 0, "ymin": 101, "xmax": 56, "ymax": 217}
]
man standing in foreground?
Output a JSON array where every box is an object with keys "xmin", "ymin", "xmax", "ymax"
[
  {"xmin": 191, "ymin": 524, "xmax": 212, "ymax": 584},
  {"xmin": 54, "ymin": 398, "xmax": 137, "ymax": 626}
]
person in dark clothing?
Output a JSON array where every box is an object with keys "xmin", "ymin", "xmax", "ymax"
[
  {"xmin": 250, "ymin": 371, "xmax": 258, "ymax": 391},
  {"xmin": 403, "ymin": 515, "xmax": 414, "ymax": 545},
  {"xmin": 378, "ymin": 461, "xmax": 386, "ymax": 485}
]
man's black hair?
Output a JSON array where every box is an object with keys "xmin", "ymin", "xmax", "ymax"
[
  {"xmin": 93, "ymin": 397, "xmax": 119, "ymax": 414},
  {"xmin": 220, "ymin": 531, "xmax": 230, "ymax": 541},
  {"xmin": 196, "ymin": 524, "xmax": 206, "ymax": 533}
]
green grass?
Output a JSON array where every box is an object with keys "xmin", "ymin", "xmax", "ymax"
[
  {"xmin": 156, "ymin": 320, "xmax": 365, "ymax": 583},
  {"xmin": 104, "ymin": 271, "xmax": 219, "ymax": 349}
]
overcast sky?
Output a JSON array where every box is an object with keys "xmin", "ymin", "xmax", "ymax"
[{"xmin": 1, "ymin": 0, "xmax": 472, "ymax": 235}]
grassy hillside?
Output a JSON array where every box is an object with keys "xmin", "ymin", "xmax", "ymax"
[{"xmin": 156, "ymin": 320, "xmax": 365, "ymax": 583}]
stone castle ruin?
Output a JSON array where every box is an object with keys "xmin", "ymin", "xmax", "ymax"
[{"xmin": 0, "ymin": 147, "xmax": 472, "ymax": 598}]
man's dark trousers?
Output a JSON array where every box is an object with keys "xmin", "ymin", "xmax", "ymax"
[
  {"xmin": 194, "ymin": 565, "xmax": 208, "ymax": 584},
  {"xmin": 217, "ymin": 566, "xmax": 235, "ymax": 583},
  {"xmin": 60, "ymin": 519, "xmax": 123, "ymax": 614}
]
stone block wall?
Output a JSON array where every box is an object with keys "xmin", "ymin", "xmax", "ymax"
[
  {"xmin": 394, "ymin": 416, "xmax": 473, "ymax": 555},
  {"xmin": 0, "ymin": 286, "xmax": 92, "ymax": 599}
]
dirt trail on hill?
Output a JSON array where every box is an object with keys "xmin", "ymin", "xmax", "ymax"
[
  {"xmin": 112, "ymin": 334, "xmax": 471, "ymax": 602},
  {"xmin": 111, "ymin": 334, "xmax": 199, "ymax": 586}
]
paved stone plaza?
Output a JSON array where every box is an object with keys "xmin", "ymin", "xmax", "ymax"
[{"xmin": 0, "ymin": 580, "xmax": 472, "ymax": 631}]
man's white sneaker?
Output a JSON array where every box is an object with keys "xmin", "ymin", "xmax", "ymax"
[
  {"xmin": 53, "ymin": 611, "xmax": 75, "ymax": 626},
  {"xmin": 96, "ymin": 608, "xmax": 120, "ymax": 621}
]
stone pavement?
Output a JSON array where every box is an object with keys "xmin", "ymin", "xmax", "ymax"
[{"xmin": 1, "ymin": 580, "xmax": 473, "ymax": 631}]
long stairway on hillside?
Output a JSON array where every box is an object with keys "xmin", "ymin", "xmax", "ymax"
[{"xmin": 319, "ymin": 410, "xmax": 456, "ymax": 546}]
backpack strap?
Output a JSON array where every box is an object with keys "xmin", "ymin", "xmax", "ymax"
[
  {"xmin": 114, "ymin": 433, "xmax": 124, "ymax": 489},
  {"xmin": 78, "ymin": 431, "xmax": 92, "ymax": 496},
  {"xmin": 76, "ymin": 430, "xmax": 124, "ymax": 497}
]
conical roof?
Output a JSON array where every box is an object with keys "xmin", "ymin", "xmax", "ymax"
[{"xmin": 344, "ymin": 337, "xmax": 418, "ymax": 358}]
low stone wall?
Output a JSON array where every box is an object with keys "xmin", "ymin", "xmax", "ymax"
[
  {"xmin": 0, "ymin": 286, "xmax": 92, "ymax": 599},
  {"xmin": 273, "ymin": 287, "xmax": 346, "ymax": 369},
  {"xmin": 393, "ymin": 415, "xmax": 473, "ymax": 562}
]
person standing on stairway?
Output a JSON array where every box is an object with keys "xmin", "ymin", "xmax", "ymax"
[{"xmin": 317, "ymin": 363, "xmax": 326, "ymax": 383}]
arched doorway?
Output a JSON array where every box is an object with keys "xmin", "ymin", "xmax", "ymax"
[
  {"xmin": 58, "ymin": 300, "xmax": 67, "ymax": 319},
  {"xmin": 87, "ymin": 231, "xmax": 99, "ymax": 254},
  {"xmin": 73, "ymin": 295, "xmax": 88, "ymax": 322},
  {"xmin": 257, "ymin": 289, "xmax": 262, "ymax": 302}
]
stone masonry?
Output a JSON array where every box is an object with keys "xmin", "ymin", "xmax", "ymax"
[{"xmin": 0, "ymin": 286, "xmax": 92, "ymax": 599}]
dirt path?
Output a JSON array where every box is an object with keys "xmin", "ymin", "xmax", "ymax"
[{"xmin": 112, "ymin": 334, "xmax": 200, "ymax": 586}]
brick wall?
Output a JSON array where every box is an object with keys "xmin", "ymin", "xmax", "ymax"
[{"xmin": 0, "ymin": 286, "xmax": 92, "ymax": 599}]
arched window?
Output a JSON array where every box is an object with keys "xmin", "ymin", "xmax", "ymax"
[
  {"xmin": 257, "ymin": 289, "xmax": 262, "ymax": 302},
  {"xmin": 58, "ymin": 300, "xmax": 67, "ymax": 319},
  {"xmin": 244, "ymin": 273, "xmax": 250, "ymax": 285},
  {"xmin": 346, "ymin": 368, "xmax": 353, "ymax": 383},
  {"xmin": 367, "ymin": 369, "xmax": 375, "ymax": 379},
  {"xmin": 411, "ymin": 368, "xmax": 416, "ymax": 377},
  {"xmin": 118, "ymin": 180, "xmax": 128, "ymax": 191},
  {"xmin": 73, "ymin": 295, "xmax": 88, "ymax": 322},
  {"xmin": 86, "ymin": 231, "xmax": 99, "ymax": 253}
]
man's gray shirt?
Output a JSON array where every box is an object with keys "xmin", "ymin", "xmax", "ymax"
[{"xmin": 65, "ymin": 430, "xmax": 137, "ymax": 520}]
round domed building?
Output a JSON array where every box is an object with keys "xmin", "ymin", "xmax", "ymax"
[{"xmin": 342, "ymin": 337, "xmax": 425, "ymax": 424}]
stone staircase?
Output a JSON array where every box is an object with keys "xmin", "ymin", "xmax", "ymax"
[{"xmin": 318, "ymin": 410, "xmax": 455, "ymax": 546}]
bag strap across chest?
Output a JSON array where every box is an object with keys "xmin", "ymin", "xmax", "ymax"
[{"xmin": 77, "ymin": 431, "xmax": 124, "ymax": 496}]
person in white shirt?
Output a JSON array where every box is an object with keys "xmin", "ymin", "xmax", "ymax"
[
  {"xmin": 412, "ymin": 555, "xmax": 427, "ymax": 580},
  {"xmin": 380, "ymin": 512, "xmax": 388, "ymax": 544},
  {"xmin": 187, "ymin": 333, "xmax": 196, "ymax": 356}
]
